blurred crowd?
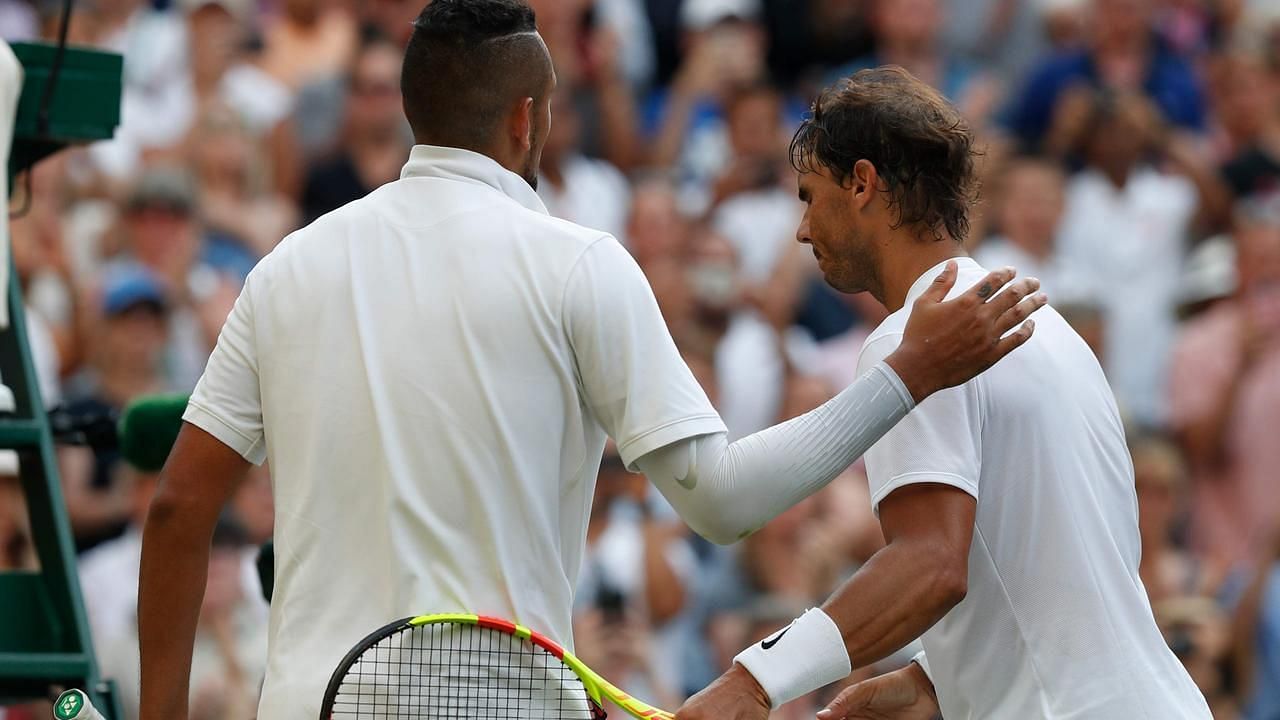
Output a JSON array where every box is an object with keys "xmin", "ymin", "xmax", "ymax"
[{"xmin": 0, "ymin": 0, "xmax": 1279, "ymax": 717}]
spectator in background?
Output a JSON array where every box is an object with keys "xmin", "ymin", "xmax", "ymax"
[
  {"xmin": 79, "ymin": 435, "xmax": 178, "ymax": 652},
  {"xmin": 524, "ymin": 0, "xmax": 593, "ymax": 84},
  {"xmin": 1056, "ymin": 89, "xmax": 1199, "ymax": 426},
  {"xmin": 113, "ymin": 167, "xmax": 236, "ymax": 391},
  {"xmin": 1155, "ymin": 596, "xmax": 1238, "ymax": 718},
  {"xmin": 626, "ymin": 173, "xmax": 691, "ymax": 268},
  {"xmin": 1234, "ymin": 530, "xmax": 1280, "ymax": 720},
  {"xmin": 624, "ymin": 174, "xmax": 698, "ymax": 340},
  {"xmin": 0, "ymin": 451, "xmax": 35, "ymax": 571},
  {"xmin": 59, "ymin": 266, "xmax": 169, "ymax": 552},
  {"xmin": 88, "ymin": 0, "xmax": 296, "ymax": 188},
  {"xmin": 538, "ymin": 83, "xmax": 632, "ymax": 241},
  {"xmin": 229, "ymin": 465, "xmax": 273, "ymax": 547},
  {"xmin": 259, "ymin": 0, "xmax": 357, "ymax": 91},
  {"xmin": 593, "ymin": 0, "xmax": 658, "ymax": 92},
  {"xmin": 1010, "ymin": 0, "xmax": 1206, "ymax": 152},
  {"xmin": 1170, "ymin": 206, "xmax": 1280, "ymax": 570},
  {"xmin": 79, "ymin": 0, "xmax": 189, "ymax": 180},
  {"xmin": 1131, "ymin": 434, "xmax": 1222, "ymax": 606},
  {"xmin": 1152, "ymin": 0, "xmax": 1218, "ymax": 59},
  {"xmin": 759, "ymin": 0, "xmax": 874, "ymax": 88},
  {"xmin": 798, "ymin": 289, "xmax": 890, "ymax": 392},
  {"xmin": 683, "ymin": 225, "xmax": 784, "ymax": 438},
  {"xmin": 708, "ymin": 82, "xmax": 791, "ymax": 216},
  {"xmin": 99, "ymin": 517, "xmax": 268, "ymax": 720},
  {"xmin": 707, "ymin": 83, "xmax": 806, "ymax": 312},
  {"xmin": 357, "ymin": 0, "xmax": 420, "ymax": 47},
  {"xmin": 574, "ymin": 9, "xmax": 647, "ymax": 172},
  {"xmin": 1217, "ymin": 50, "xmax": 1280, "ymax": 206},
  {"xmin": 301, "ymin": 34, "xmax": 410, "ymax": 223},
  {"xmin": 649, "ymin": 0, "xmax": 771, "ymax": 187},
  {"xmin": 1041, "ymin": 0, "xmax": 1089, "ymax": 52},
  {"xmin": 573, "ymin": 451, "xmax": 688, "ymax": 714},
  {"xmin": 686, "ymin": 496, "xmax": 824, "ymax": 690},
  {"xmin": 0, "ymin": 0, "xmax": 38, "ymax": 40},
  {"xmin": 940, "ymin": 0, "xmax": 1052, "ymax": 88},
  {"xmin": 831, "ymin": 0, "xmax": 1002, "ymax": 127},
  {"xmin": 9, "ymin": 158, "xmax": 86, "ymax": 406},
  {"xmin": 187, "ymin": 102, "xmax": 297, "ymax": 282},
  {"xmin": 975, "ymin": 155, "xmax": 1096, "ymax": 303},
  {"xmin": 182, "ymin": 0, "xmax": 298, "ymax": 196}
]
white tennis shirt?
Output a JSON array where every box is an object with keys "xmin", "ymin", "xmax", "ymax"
[
  {"xmin": 857, "ymin": 257, "xmax": 1210, "ymax": 719},
  {"xmin": 184, "ymin": 145, "xmax": 726, "ymax": 718}
]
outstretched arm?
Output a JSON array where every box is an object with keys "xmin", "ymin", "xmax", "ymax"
[
  {"xmin": 675, "ymin": 484, "xmax": 973, "ymax": 720},
  {"xmin": 638, "ymin": 261, "xmax": 1042, "ymax": 545}
]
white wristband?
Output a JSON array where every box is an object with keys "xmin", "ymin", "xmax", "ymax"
[{"xmin": 733, "ymin": 607, "xmax": 851, "ymax": 708}]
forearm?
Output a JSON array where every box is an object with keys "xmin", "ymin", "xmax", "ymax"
[
  {"xmin": 1165, "ymin": 135, "xmax": 1230, "ymax": 231},
  {"xmin": 594, "ymin": 75, "xmax": 642, "ymax": 172},
  {"xmin": 642, "ymin": 522, "xmax": 686, "ymax": 623},
  {"xmin": 138, "ymin": 498, "xmax": 217, "ymax": 720},
  {"xmin": 822, "ymin": 539, "xmax": 964, "ymax": 667},
  {"xmin": 650, "ymin": 89, "xmax": 699, "ymax": 169},
  {"xmin": 637, "ymin": 362, "xmax": 913, "ymax": 544},
  {"xmin": 1180, "ymin": 371, "xmax": 1247, "ymax": 470}
]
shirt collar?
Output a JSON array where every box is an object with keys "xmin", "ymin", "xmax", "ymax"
[
  {"xmin": 902, "ymin": 256, "xmax": 982, "ymax": 308},
  {"xmin": 400, "ymin": 144, "xmax": 549, "ymax": 216}
]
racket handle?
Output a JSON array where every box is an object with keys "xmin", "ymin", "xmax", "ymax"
[{"xmin": 53, "ymin": 690, "xmax": 106, "ymax": 720}]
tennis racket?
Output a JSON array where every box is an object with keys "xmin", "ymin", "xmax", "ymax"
[{"xmin": 320, "ymin": 613, "xmax": 675, "ymax": 720}]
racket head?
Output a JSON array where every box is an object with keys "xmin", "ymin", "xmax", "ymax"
[{"xmin": 319, "ymin": 613, "xmax": 674, "ymax": 720}]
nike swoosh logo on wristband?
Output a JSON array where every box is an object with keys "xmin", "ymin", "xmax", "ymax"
[{"xmin": 761, "ymin": 627, "xmax": 790, "ymax": 650}]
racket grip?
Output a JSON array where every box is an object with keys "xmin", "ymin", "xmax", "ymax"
[{"xmin": 53, "ymin": 690, "xmax": 106, "ymax": 720}]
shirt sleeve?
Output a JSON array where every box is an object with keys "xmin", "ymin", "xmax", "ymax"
[
  {"xmin": 857, "ymin": 333, "xmax": 983, "ymax": 514},
  {"xmin": 564, "ymin": 237, "xmax": 726, "ymax": 468},
  {"xmin": 183, "ymin": 266, "xmax": 267, "ymax": 465}
]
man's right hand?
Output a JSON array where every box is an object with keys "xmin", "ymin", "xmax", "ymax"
[
  {"xmin": 885, "ymin": 261, "xmax": 1046, "ymax": 404},
  {"xmin": 817, "ymin": 664, "xmax": 938, "ymax": 720}
]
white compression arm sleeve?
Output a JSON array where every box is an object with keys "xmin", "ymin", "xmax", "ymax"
[{"xmin": 634, "ymin": 362, "xmax": 915, "ymax": 544}]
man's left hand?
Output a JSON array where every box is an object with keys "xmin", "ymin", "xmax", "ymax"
[{"xmin": 675, "ymin": 663, "xmax": 771, "ymax": 720}]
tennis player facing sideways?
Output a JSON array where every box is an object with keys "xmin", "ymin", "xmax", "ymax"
[
  {"xmin": 676, "ymin": 69, "xmax": 1212, "ymax": 720},
  {"xmin": 135, "ymin": 3, "xmax": 1046, "ymax": 719}
]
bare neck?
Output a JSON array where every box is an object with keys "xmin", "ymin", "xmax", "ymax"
[{"xmin": 876, "ymin": 229, "xmax": 968, "ymax": 312}]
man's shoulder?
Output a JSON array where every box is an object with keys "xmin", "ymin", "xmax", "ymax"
[
  {"xmin": 855, "ymin": 266, "xmax": 993, "ymax": 372},
  {"xmin": 526, "ymin": 208, "xmax": 616, "ymax": 247},
  {"xmin": 856, "ymin": 315, "xmax": 909, "ymax": 374},
  {"xmin": 381, "ymin": 176, "xmax": 613, "ymax": 249}
]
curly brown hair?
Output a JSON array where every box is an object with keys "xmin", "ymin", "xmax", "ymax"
[{"xmin": 789, "ymin": 66, "xmax": 978, "ymax": 243}]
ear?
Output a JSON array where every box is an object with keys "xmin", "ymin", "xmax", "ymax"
[
  {"xmin": 848, "ymin": 158, "xmax": 879, "ymax": 213},
  {"xmin": 510, "ymin": 97, "xmax": 535, "ymax": 152}
]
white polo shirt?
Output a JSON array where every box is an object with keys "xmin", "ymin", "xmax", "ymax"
[
  {"xmin": 856, "ymin": 257, "xmax": 1209, "ymax": 719},
  {"xmin": 184, "ymin": 145, "xmax": 725, "ymax": 719}
]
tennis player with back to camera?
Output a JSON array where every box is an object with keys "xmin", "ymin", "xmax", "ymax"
[
  {"xmin": 135, "ymin": 2, "xmax": 1045, "ymax": 719},
  {"xmin": 674, "ymin": 69, "xmax": 1213, "ymax": 720}
]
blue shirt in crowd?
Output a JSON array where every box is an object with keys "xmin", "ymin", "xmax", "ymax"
[{"xmin": 1005, "ymin": 44, "xmax": 1206, "ymax": 148}]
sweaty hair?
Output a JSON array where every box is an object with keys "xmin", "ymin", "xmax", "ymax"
[
  {"xmin": 789, "ymin": 66, "xmax": 977, "ymax": 242},
  {"xmin": 401, "ymin": 0, "xmax": 549, "ymax": 150}
]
